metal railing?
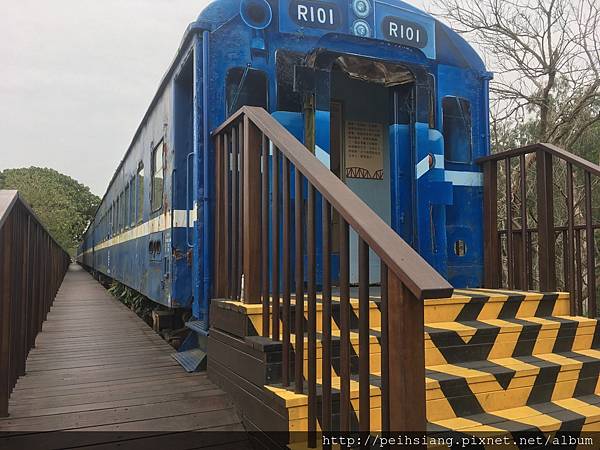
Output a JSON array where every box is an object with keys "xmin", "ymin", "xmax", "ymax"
[
  {"xmin": 0, "ymin": 190, "xmax": 70, "ymax": 417},
  {"xmin": 212, "ymin": 107, "xmax": 453, "ymax": 441},
  {"xmin": 478, "ymin": 143, "xmax": 600, "ymax": 317}
]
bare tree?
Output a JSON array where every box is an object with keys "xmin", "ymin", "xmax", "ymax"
[{"xmin": 431, "ymin": 0, "xmax": 600, "ymax": 151}]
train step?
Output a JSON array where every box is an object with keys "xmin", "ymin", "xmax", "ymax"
[
  {"xmin": 429, "ymin": 394, "xmax": 600, "ymax": 436},
  {"xmin": 211, "ymin": 290, "xmax": 571, "ymax": 339},
  {"xmin": 171, "ymin": 348, "xmax": 207, "ymax": 373},
  {"xmin": 172, "ymin": 320, "xmax": 209, "ymax": 372},
  {"xmin": 186, "ymin": 319, "xmax": 209, "ymax": 335}
]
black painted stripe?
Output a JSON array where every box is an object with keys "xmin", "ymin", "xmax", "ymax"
[
  {"xmin": 505, "ymin": 318, "xmax": 544, "ymax": 358},
  {"xmin": 455, "ymin": 296, "xmax": 491, "ymax": 322},
  {"xmin": 592, "ymin": 321, "xmax": 600, "ymax": 349},
  {"xmin": 521, "ymin": 356, "xmax": 563, "ymax": 405},
  {"xmin": 432, "ymin": 375, "xmax": 485, "ymax": 417},
  {"xmin": 534, "ymin": 294, "xmax": 559, "ymax": 317},
  {"xmin": 547, "ymin": 317, "xmax": 580, "ymax": 354},
  {"xmin": 427, "ymin": 321, "xmax": 501, "ymax": 364},
  {"xmin": 498, "ymin": 295, "xmax": 526, "ymax": 320},
  {"xmin": 568, "ymin": 353, "xmax": 600, "ymax": 398},
  {"xmin": 454, "ymin": 359, "xmax": 517, "ymax": 390}
]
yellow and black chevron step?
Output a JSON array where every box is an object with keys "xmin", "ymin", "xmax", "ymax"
[
  {"xmin": 221, "ymin": 288, "xmax": 599, "ymax": 438},
  {"xmin": 425, "ymin": 290, "xmax": 570, "ymax": 324},
  {"xmin": 214, "ymin": 289, "xmax": 570, "ymax": 336},
  {"xmin": 425, "ymin": 316, "xmax": 599, "ymax": 365},
  {"xmin": 429, "ymin": 394, "xmax": 600, "ymax": 434},
  {"xmin": 426, "ymin": 349, "xmax": 600, "ymax": 422},
  {"xmin": 265, "ymin": 347, "xmax": 600, "ymax": 428},
  {"xmin": 285, "ymin": 316, "xmax": 600, "ymax": 378}
]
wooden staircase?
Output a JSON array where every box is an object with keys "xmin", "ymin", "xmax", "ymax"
[{"xmin": 206, "ymin": 108, "xmax": 600, "ymax": 448}]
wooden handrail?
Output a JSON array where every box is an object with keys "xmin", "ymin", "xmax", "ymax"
[
  {"xmin": 478, "ymin": 143, "xmax": 599, "ymax": 317},
  {"xmin": 0, "ymin": 191, "xmax": 68, "ymax": 252},
  {"xmin": 477, "ymin": 142, "xmax": 600, "ymax": 178},
  {"xmin": 0, "ymin": 190, "xmax": 71, "ymax": 417},
  {"xmin": 0, "ymin": 191, "xmax": 19, "ymax": 229},
  {"xmin": 214, "ymin": 106, "xmax": 453, "ymax": 301},
  {"xmin": 212, "ymin": 107, "xmax": 450, "ymax": 441}
]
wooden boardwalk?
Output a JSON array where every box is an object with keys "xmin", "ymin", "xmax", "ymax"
[{"xmin": 0, "ymin": 265, "xmax": 249, "ymax": 450}]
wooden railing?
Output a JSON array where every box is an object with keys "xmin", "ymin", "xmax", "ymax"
[
  {"xmin": 212, "ymin": 107, "xmax": 453, "ymax": 440},
  {"xmin": 478, "ymin": 143, "xmax": 600, "ymax": 317},
  {"xmin": 0, "ymin": 191, "xmax": 70, "ymax": 417}
]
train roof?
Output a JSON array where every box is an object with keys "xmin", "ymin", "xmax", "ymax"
[{"xmin": 196, "ymin": 0, "xmax": 486, "ymax": 72}]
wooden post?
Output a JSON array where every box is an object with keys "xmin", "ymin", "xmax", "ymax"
[
  {"xmin": 536, "ymin": 150, "xmax": 556, "ymax": 292},
  {"xmin": 213, "ymin": 134, "xmax": 227, "ymax": 298},
  {"xmin": 0, "ymin": 214, "xmax": 12, "ymax": 417},
  {"xmin": 242, "ymin": 117, "xmax": 262, "ymax": 304},
  {"xmin": 387, "ymin": 270, "xmax": 426, "ymax": 436},
  {"xmin": 585, "ymin": 172, "xmax": 596, "ymax": 317},
  {"xmin": 566, "ymin": 163, "xmax": 576, "ymax": 313},
  {"xmin": 483, "ymin": 160, "xmax": 499, "ymax": 288}
]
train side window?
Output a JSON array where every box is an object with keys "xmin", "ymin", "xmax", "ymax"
[
  {"xmin": 137, "ymin": 164, "xmax": 144, "ymax": 223},
  {"xmin": 119, "ymin": 192, "xmax": 125, "ymax": 232},
  {"xmin": 226, "ymin": 67, "xmax": 268, "ymax": 116},
  {"xmin": 116, "ymin": 197, "xmax": 120, "ymax": 233},
  {"xmin": 442, "ymin": 96, "xmax": 472, "ymax": 164},
  {"xmin": 124, "ymin": 184, "xmax": 130, "ymax": 229},
  {"xmin": 151, "ymin": 141, "xmax": 164, "ymax": 212},
  {"xmin": 129, "ymin": 179, "xmax": 135, "ymax": 227}
]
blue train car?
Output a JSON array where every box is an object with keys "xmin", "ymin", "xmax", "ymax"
[{"xmin": 78, "ymin": 0, "xmax": 491, "ymax": 333}]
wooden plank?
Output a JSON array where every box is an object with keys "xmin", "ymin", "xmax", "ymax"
[
  {"xmin": 10, "ymin": 386, "xmax": 221, "ymax": 418},
  {"xmin": 10, "ymin": 374, "xmax": 203, "ymax": 403},
  {"xmin": 0, "ymin": 265, "xmax": 247, "ymax": 447},
  {"xmin": 11, "ymin": 370, "xmax": 193, "ymax": 394},
  {"xmin": 0, "ymin": 414, "xmax": 245, "ymax": 450}
]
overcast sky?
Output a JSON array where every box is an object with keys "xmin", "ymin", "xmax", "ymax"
[{"xmin": 1, "ymin": 0, "xmax": 423, "ymax": 196}]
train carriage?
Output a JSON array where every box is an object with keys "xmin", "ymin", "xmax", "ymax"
[{"xmin": 78, "ymin": 0, "xmax": 491, "ymax": 341}]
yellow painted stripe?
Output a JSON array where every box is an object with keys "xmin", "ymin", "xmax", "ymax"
[{"xmin": 79, "ymin": 209, "xmax": 195, "ymax": 256}]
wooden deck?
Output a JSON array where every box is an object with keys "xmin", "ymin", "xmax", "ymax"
[{"xmin": 0, "ymin": 265, "xmax": 249, "ymax": 450}]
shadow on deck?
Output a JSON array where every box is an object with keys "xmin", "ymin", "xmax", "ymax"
[{"xmin": 0, "ymin": 265, "xmax": 249, "ymax": 450}]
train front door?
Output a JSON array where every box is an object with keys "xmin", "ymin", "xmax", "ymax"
[{"xmin": 326, "ymin": 57, "xmax": 417, "ymax": 283}]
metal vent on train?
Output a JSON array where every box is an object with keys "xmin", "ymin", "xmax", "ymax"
[{"xmin": 240, "ymin": 0, "xmax": 273, "ymax": 30}]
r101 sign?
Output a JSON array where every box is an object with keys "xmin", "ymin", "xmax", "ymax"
[
  {"xmin": 289, "ymin": 0, "xmax": 342, "ymax": 30},
  {"xmin": 381, "ymin": 16, "xmax": 428, "ymax": 48}
]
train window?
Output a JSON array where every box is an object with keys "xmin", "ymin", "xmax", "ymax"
[
  {"xmin": 119, "ymin": 192, "xmax": 125, "ymax": 231},
  {"xmin": 442, "ymin": 96, "xmax": 472, "ymax": 164},
  {"xmin": 124, "ymin": 184, "xmax": 130, "ymax": 229},
  {"xmin": 151, "ymin": 141, "xmax": 164, "ymax": 212},
  {"xmin": 115, "ymin": 197, "xmax": 120, "ymax": 233},
  {"xmin": 129, "ymin": 179, "xmax": 135, "ymax": 227},
  {"xmin": 226, "ymin": 67, "xmax": 268, "ymax": 115},
  {"xmin": 137, "ymin": 164, "xmax": 144, "ymax": 223}
]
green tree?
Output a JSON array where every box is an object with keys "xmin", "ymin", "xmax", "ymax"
[{"xmin": 0, "ymin": 167, "xmax": 100, "ymax": 256}]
